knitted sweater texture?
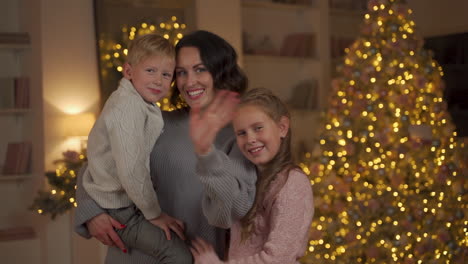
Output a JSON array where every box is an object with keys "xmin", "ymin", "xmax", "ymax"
[
  {"xmin": 83, "ymin": 78, "xmax": 163, "ymax": 220},
  {"xmin": 75, "ymin": 108, "xmax": 256, "ymax": 264},
  {"xmin": 227, "ymin": 168, "xmax": 314, "ymax": 264}
]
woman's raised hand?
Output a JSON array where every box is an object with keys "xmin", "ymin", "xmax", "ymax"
[
  {"xmin": 190, "ymin": 90, "xmax": 240, "ymax": 155},
  {"xmin": 87, "ymin": 213, "xmax": 127, "ymax": 253}
]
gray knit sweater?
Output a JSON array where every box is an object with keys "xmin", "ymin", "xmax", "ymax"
[
  {"xmin": 74, "ymin": 109, "xmax": 257, "ymax": 264},
  {"xmin": 83, "ymin": 78, "xmax": 163, "ymax": 220}
]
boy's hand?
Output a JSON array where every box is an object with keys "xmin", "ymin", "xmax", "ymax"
[{"xmin": 149, "ymin": 212, "xmax": 186, "ymax": 241}]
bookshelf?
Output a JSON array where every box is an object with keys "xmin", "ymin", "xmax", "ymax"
[
  {"xmin": 240, "ymin": 0, "xmax": 328, "ymax": 157},
  {"xmin": 0, "ymin": 108, "xmax": 30, "ymax": 115},
  {"xmin": 0, "ymin": 34, "xmax": 32, "ymax": 180},
  {"xmin": 0, "ymin": 174, "xmax": 33, "ymax": 182},
  {"xmin": 239, "ymin": 0, "xmax": 365, "ymax": 157},
  {"xmin": 329, "ymin": 2, "xmax": 366, "ymax": 76},
  {"xmin": 0, "ymin": 0, "xmax": 42, "ymax": 243},
  {"xmin": 0, "ymin": 43, "xmax": 30, "ymax": 50}
]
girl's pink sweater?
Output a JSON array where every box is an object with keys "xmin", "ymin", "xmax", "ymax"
[{"xmin": 227, "ymin": 168, "xmax": 314, "ymax": 264}]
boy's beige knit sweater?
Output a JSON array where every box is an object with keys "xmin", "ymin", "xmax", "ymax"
[{"xmin": 83, "ymin": 78, "xmax": 164, "ymax": 220}]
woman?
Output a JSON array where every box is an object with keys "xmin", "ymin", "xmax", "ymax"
[{"xmin": 74, "ymin": 30, "xmax": 257, "ymax": 263}]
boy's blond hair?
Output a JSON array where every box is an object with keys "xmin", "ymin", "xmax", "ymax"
[{"xmin": 126, "ymin": 33, "xmax": 175, "ymax": 65}]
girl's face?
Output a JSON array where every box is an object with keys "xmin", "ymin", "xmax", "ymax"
[
  {"xmin": 175, "ymin": 47, "xmax": 215, "ymax": 108},
  {"xmin": 233, "ymin": 104, "xmax": 289, "ymax": 171}
]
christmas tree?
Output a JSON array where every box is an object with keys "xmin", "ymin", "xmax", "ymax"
[
  {"xmin": 30, "ymin": 150, "xmax": 86, "ymax": 219},
  {"xmin": 300, "ymin": 0, "xmax": 467, "ymax": 263}
]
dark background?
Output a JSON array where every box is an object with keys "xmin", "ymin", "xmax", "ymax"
[{"xmin": 424, "ymin": 32, "xmax": 468, "ymax": 137}]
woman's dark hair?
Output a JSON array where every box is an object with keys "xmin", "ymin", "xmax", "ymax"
[{"xmin": 170, "ymin": 30, "xmax": 248, "ymax": 106}]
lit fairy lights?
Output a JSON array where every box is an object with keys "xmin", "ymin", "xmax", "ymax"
[
  {"xmin": 99, "ymin": 16, "xmax": 187, "ymax": 111},
  {"xmin": 100, "ymin": 16, "xmax": 186, "ymax": 74},
  {"xmin": 30, "ymin": 151, "xmax": 87, "ymax": 219},
  {"xmin": 299, "ymin": 0, "xmax": 467, "ymax": 263}
]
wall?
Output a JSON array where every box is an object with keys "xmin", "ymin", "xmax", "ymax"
[
  {"xmin": 408, "ymin": 0, "xmax": 468, "ymax": 37},
  {"xmin": 40, "ymin": 0, "xmax": 102, "ymax": 263},
  {"xmin": 42, "ymin": 0, "xmax": 101, "ymax": 170},
  {"xmin": 194, "ymin": 0, "xmax": 242, "ymax": 63}
]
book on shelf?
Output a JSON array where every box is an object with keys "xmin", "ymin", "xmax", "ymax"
[
  {"xmin": 330, "ymin": 36, "xmax": 354, "ymax": 59},
  {"xmin": 280, "ymin": 33, "xmax": 316, "ymax": 58},
  {"xmin": 2, "ymin": 141, "xmax": 32, "ymax": 175},
  {"xmin": 329, "ymin": 0, "xmax": 367, "ymax": 10},
  {"xmin": 0, "ymin": 77, "xmax": 15, "ymax": 109},
  {"xmin": 0, "ymin": 32, "xmax": 30, "ymax": 45},
  {"xmin": 0, "ymin": 76, "xmax": 30, "ymax": 109},
  {"xmin": 14, "ymin": 76, "xmax": 30, "ymax": 108},
  {"xmin": 288, "ymin": 79, "xmax": 318, "ymax": 110}
]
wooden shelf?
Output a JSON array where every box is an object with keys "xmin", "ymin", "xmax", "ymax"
[
  {"xmin": 0, "ymin": 226, "xmax": 36, "ymax": 242},
  {"xmin": 0, "ymin": 174, "xmax": 33, "ymax": 182},
  {"xmin": 244, "ymin": 54, "xmax": 320, "ymax": 65},
  {"xmin": 0, "ymin": 108, "xmax": 30, "ymax": 115},
  {"xmin": 330, "ymin": 8, "xmax": 367, "ymax": 17},
  {"xmin": 0, "ymin": 43, "xmax": 30, "ymax": 50},
  {"xmin": 242, "ymin": 0, "xmax": 317, "ymax": 11}
]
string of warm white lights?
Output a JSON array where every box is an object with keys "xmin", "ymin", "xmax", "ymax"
[{"xmin": 30, "ymin": 151, "xmax": 86, "ymax": 219}]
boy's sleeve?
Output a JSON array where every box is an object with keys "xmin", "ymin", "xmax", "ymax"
[
  {"xmin": 196, "ymin": 138, "xmax": 257, "ymax": 229},
  {"xmin": 105, "ymin": 102, "xmax": 162, "ymax": 220},
  {"xmin": 74, "ymin": 163, "xmax": 106, "ymax": 238}
]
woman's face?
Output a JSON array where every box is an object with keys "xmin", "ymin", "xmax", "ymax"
[{"xmin": 175, "ymin": 47, "xmax": 215, "ymax": 108}]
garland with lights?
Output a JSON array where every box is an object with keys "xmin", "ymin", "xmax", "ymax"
[
  {"xmin": 30, "ymin": 151, "xmax": 86, "ymax": 220},
  {"xmin": 299, "ymin": 0, "xmax": 467, "ymax": 263},
  {"xmin": 99, "ymin": 16, "xmax": 187, "ymax": 111}
]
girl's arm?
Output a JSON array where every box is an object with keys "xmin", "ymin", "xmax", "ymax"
[
  {"xmin": 189, "ymin": 90, "xmax": 257, "ymax": 228},
  {"xmin": 196, "ymin": 142, "xmax": 257, "ymax": 228},
  {"xmin": 226, "ymin": 172, "xmax": 313, "ymax": 264}
]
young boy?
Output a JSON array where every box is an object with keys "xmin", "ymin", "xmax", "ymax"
[{"xmin": 82, "ymin": 33, "xmax": 192, "ymax": 263}]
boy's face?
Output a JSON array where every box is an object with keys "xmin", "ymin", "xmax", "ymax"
[{"xmin": 124, "ymin": 55, "xmax": 175, "ymax": 103}]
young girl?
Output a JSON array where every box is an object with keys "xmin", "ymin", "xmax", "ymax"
[{"xmin": 190, "ymin": 88, "xmax": 314, "ymax": 264}]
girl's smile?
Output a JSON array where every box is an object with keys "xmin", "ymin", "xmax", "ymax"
[{"xmin": 233, "ymin": 104, "xmax": 289, "ymax": 171}]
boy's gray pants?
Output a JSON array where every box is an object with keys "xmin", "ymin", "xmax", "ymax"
[{"xmin": 108, "ymin": 205, "xmax": 193, "ymax": 263}]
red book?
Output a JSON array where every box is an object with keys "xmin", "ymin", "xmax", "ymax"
[
  {"xmin": 17, "ymin": 141, "xmax": 32, "ymax": 174},
  {"xmin": 280, "ymin": 33, "xmax": 302, "ymax": 57},
  {"xmin": 14, "ymin": 77, "xmax": 30, "ymax": 108},
  {"xmin": 2, "ymin": 142, "xmax": 22, "ymax": 175}
]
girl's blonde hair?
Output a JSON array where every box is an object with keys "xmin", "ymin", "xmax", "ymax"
[
  {"xmin": 126, "ymin": 33, "xmax": 175, "ymax": 65},
  {"xmin": 238, "ymin": 87, "xmax": 296, "ymax": 241}
]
